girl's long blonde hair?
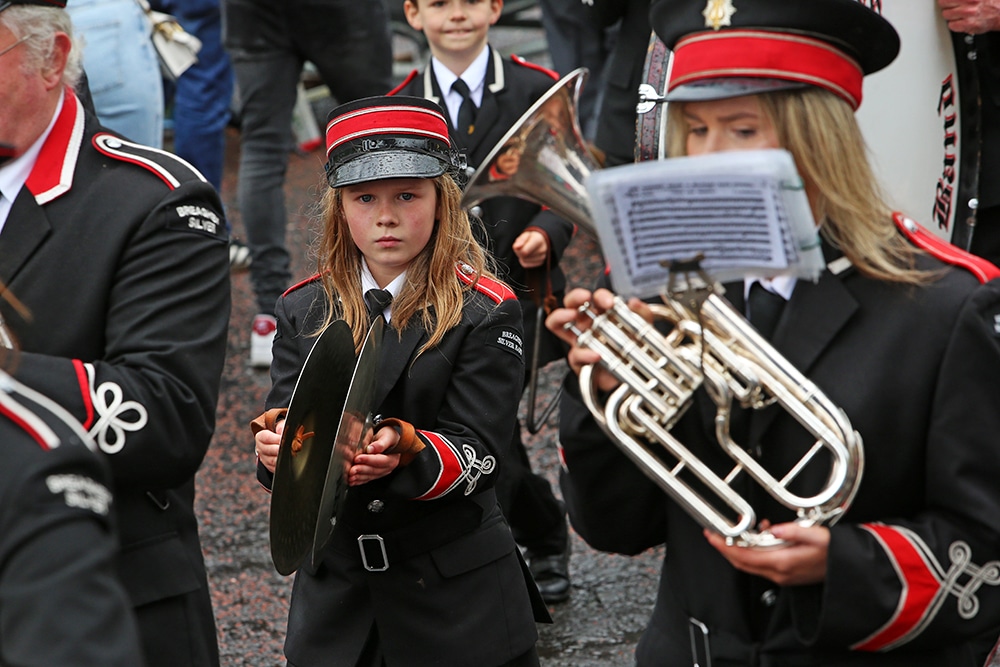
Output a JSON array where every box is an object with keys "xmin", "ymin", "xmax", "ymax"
[
  {"xmin": 666, "ymin": 87, "xmax": 933, "ymax": 284},
  {"xmin": 315, "ymin": 174, "xmax": 500, "ymax": 354}
]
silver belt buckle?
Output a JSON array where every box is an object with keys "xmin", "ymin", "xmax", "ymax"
[{"xmin": 357, "ymin": 534, "xmax": 389, "ymax": 572}]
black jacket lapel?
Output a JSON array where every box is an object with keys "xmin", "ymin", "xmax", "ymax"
[
  {"xmin": 373, "ymin": 324, "xmax": 425, "ymax": 409},
  {"xmin": 0, "ymin": 189, "xmax": 51, "ymax": 284},
  {"xmin": 748, "ymin": 268, "xmax": 859, "ymax": 443}
]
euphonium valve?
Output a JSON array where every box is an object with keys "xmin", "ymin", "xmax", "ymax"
[{"xmin": 571, "ymin": 286, "xmax": 863, "ymax": 548}]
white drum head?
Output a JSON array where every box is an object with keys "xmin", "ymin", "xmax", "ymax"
[{"xmin": 855, "ymin": 1, "xmax": 977, "ymax": 245}]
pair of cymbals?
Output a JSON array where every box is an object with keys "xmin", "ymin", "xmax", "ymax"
[{"xmin": 268, "ymin": 318, "xmax": 384, "ymax": 575}]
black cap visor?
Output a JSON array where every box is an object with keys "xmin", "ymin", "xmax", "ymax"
[
  {"xmin": 666, "ymin": 77, "xmax": 809, "ymax": 103},
  {"xmin": 327, "ymin": 150, "xmax": 449, "ymax": 188}
]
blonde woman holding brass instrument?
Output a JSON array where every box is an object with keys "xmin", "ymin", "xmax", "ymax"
[{"xmin": 546, "ymin": 1, "xmax": 1000, "ymax": 665}]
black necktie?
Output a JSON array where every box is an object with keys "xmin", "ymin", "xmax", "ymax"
[
  {"xmin": 451, "ymin": 78, "xmax": 477, "ymax": 137},
  {"xmin": 730, "ymin": 283, "xmax": 787, "ymax": 449},
  {"xmin": 364, "ymin": 288, "xmax": 392, "ymax": 324},
  {"xmin": 747, "ymin": 282, "xmax": 785, "ymax": 341}
]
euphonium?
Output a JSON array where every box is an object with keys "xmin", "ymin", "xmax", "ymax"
[{"xmin": 461, "ymin": 69, "xmax": 864, "ymax": 548}]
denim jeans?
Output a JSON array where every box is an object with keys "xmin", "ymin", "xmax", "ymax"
[
  {"xmin": 153, "ymin": 0, "xmax": 233, "ymax": 192},
  {"xmin": 68, "ymin": 0, "xmax": 164, "ymax": 148},
  {"xmin": 223, "ymin": 0, "xmax": 393, "ymax": 314}
]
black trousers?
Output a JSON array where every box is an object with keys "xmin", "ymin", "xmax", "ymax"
[
  {"xmin": 347, "ymin": 624, "xmax": 541, "ymax": 667},
  {"xmin": 496, "ymin": 416, "xmax": 568, "ymax": 556}
]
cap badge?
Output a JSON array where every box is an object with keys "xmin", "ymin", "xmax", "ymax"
[{"xmin": 703, "ymin": 0, "xmax": 736, "ymax": 30}]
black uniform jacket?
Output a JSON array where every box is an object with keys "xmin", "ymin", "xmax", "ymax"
[
  {"xmin": 0, "ymin": 371, "xmax": 145, "ymax": 667},
  {"xmin": 257, "ymin": 266, "xmax": 544, "ymax": 667},
  {"xmin": 0, "ymin": 90, "xmax": 230, "ymax": 650},
  {"xmin": 391, "ymin": 47, "xmax": 576, "ymax": 368},
  {"xmin": 558, "ymin": 228, "xmax": 1000, "ymax": 666}
]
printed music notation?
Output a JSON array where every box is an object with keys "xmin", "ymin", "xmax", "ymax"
[{"xmin": 585, "ymin": 149, "xmax": 825, "ymax": 298}]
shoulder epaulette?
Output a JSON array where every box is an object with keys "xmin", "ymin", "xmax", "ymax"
[
  {"xmin": 282, "ymin": 273, "xmax": 325, "ymax": 298},
  {"xmin": 93, "ymin": 133, "xmax": 208, "ymax": 190},
  {"xmin": 894, "ymin": 212, "xmax": 1000, "ymax": 284},
  {"xmin": 510, "ymin": 54, "xmax": 559, "ymax": 81},
  {"xmin": 454, "ymin": 263, "xmax": 516, "ymax": 303},
  {"xmin": 388, "ymin": 70, "xmax": 419, "ymax": 96}
]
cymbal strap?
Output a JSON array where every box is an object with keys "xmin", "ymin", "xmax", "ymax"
[
  {"xmin": 375, "ymin": 417, "xmax": 425, "ymax": 466},
  {"xmin": 249, "ymin": 407, "xmax": 288, "ymax": 436}
]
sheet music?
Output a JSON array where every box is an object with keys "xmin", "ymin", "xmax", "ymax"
[{"xmin": 586, "ymin": 149, "xmax": 824, "ymax": 298}]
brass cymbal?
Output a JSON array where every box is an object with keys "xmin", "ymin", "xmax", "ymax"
[
  {"xmin": 268, "ymin": 320, "xmax": 357, "ymax": 576},
  {"xmin": 311, "ymin": 317, "xmax": 383, "ymax": 568}
]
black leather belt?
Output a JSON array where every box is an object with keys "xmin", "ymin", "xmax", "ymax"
[{"xmin": 343, "ymin": 490, "xmax": 496, "ymax": 572}]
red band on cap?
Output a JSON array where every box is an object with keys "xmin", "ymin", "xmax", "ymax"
[
  {"xmin": 325, "ymin": 104, "xmax": 451, "ymax": 158},
  {"xmin": 669, "ymin": 30, "xmax": 865, "ymax": 109}
]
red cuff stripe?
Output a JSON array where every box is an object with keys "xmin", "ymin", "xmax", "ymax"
[
  {"xmin": 72, "ymin": 359, "xmax": 94, "ymax": 430},
  {"xmin": 670, "ymin": 30, "xmax": 864, "ymax": 109},
  {"xmin": 414, "ymin": 431, "xmax": 464, "ymax": 500},
  {"xmin": 853, "ymin": 524, "xmax": 942, "ymax": 651}
]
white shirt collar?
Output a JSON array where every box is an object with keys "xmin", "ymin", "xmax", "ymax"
[
  {"xmin": 432, "ymin": 45, "xmax": 490, "ymax": 124},
  {"xmin": 360, "ymin": 260, "xmax": 407, "ymax": 323},
  {"xmin": 743, "ymin": 274, "xmax": 797, "ymax": 302},
  {"xmin": 0, "ymin": 90, "xmax": 64, "ymax": 234}
]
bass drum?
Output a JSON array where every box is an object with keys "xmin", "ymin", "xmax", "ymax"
[
  {"xmin": 854, "ymin": 1, "xmax": 980, "ymax": 248},
  {"xmin": 635, "ymin": 32, "xmax": 671, "ymax": 163}
]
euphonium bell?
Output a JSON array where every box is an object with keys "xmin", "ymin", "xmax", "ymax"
[
  {"xmin": 462, "ymin": 68, "xmax": 599, "ymax": 236},
  {"xmin": 461, "ymin": 69, "xmax": 864, "ymax": 548}
]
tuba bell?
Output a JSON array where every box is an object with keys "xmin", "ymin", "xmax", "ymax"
[{"xmin": 461, "ymin": 70, "xmax": 864, "ymax": 548}]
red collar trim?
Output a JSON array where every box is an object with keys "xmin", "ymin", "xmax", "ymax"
[
  {"xmin": 25, "ymin": 88, "xmax": 84, "ymax": 205},
  {"xmin": 669, "ymin": 30, "xmax": 864, "ymax": 109}
]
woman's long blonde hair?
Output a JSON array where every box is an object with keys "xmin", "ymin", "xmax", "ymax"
[
  {"xmin": 666, "ymin": 87, "xmax": 932, "ymax": 284},
  {"xmin": 315, "ymin": 174, "xmax": 499, "ymax": 354}
]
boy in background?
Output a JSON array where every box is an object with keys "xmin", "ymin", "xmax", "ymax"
[{"xmin": 393, "ymin": 0, "xmax": 574, "ymax": 604}]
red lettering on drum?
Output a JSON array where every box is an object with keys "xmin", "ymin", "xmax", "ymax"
[{"xmin": 933, "ymin": 76, "xmax": 958, "ymax": 233}]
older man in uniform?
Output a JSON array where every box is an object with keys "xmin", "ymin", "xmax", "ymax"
[{"xmin": 0, "ymin": 2, "xmax": 230, "ymax": 666}]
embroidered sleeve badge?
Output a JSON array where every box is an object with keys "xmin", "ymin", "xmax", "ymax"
[
  {"xmin": 488, "ymin": 325, "xmax": 523, "ymax": 360},
  {"xmin": 46, "ymin": 474, "xmax": 112, "ymax": 516}
]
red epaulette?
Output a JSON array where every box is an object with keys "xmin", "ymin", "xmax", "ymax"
[
  {"xmin": 894, "ymin": 212, "xmax": 1000, "ymax": 284},
  {"xmin": 510, "ymin": 54, "xmax": 559, "ymax": 81},
  {"xmin": 282, "ymin": 273, "xmax": 324, "ymax": 298},
  {"xmin": 454, "ymin": 263, "xmax": 516, "ymax": 303},
  {"xmin": 388, "ymin": 70, "xmax": 419, "ymax": 96}
]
